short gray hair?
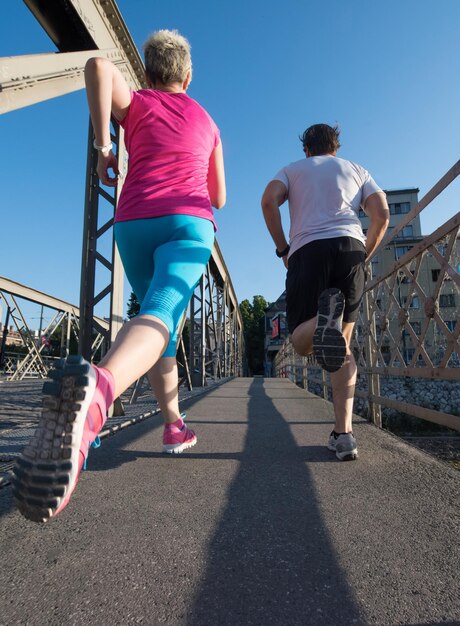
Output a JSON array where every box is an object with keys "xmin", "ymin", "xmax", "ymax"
[{"xmin": 143, "ymin": 29, "xmax": 192, "ymax": 85}]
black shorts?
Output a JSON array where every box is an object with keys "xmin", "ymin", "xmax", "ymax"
[{"xmin": 286, "ymin": 236, "xmax": 367, "ymax": 333}]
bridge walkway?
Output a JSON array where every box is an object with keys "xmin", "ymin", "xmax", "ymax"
[{"xmin": 0, "ymin": 377, "xmax": 459, "ymax": 625}]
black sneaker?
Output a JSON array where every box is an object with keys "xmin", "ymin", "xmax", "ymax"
[{"xmin": 313, "ymin": 288, "xmax": 347, "ymax": 373}]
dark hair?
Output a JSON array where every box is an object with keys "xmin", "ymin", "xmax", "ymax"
[{"xmin": 299, "ymin": 123, "xmax": 341, "ymax": 156}]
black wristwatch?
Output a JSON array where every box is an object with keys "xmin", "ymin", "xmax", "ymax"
[{"xmin": 276, "ymin": 244, "xmax": 290, "ymax": 258}]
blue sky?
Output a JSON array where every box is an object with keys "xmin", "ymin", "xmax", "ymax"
[{"xmin": 1, "ymin": 0, "xmax": 460, "ymax": 329}]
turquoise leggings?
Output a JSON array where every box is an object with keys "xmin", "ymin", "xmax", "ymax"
[{"xmin": 114, "ymin": 215, "xmax": 215, "ymax": 357}]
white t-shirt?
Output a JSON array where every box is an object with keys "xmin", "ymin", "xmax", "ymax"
[{"xmin": 273, "ymin": 155, "xmax": 382, "ymax": 257}]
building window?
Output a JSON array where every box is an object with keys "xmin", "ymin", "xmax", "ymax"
[
  {"xmin": 370, "ymin": 258, "xmax": 379, "ymax": 277},
  {"xmin": 436, "ymin": 243, "xmax": 448, "ymax": 256},
  {"xmin": 436, "ymin": 320, "xmax": 457, "ymax": 335},
  {"xmin": 404, "ymin": 348, "xmax": 415, "ymax": 361},
  {"xmin": 389, "ymin": 202, "xmax": 411, "ymax": 215},
  {"xmin": 403, "ymin": 296, "xmax": 420, "ymax": 308},
  {"xmin": 399, "ymin": 270, "xmax": 415, "ymax": 284},
  {"xmin": 396, "ymin": 225, "xmax": 413, "ymax": 238},
  {"xmin": 411, "ymin": 321, "xmax": 421, "ymax": 334},
  {"xmin": 440, "ymin": 294, "xmax": 455, "ymax": 307},
  {"xmin": 395, "ymin": 245, "xmax": 413, "ymax": 259},
  {"xmin": 431, "ymin": 269, "xmax": 441, "ymax": 282}
]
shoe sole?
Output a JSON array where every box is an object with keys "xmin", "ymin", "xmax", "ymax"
[
  {"xmin": 328, "ymin": 444, "xmax": 358, "ymax": 460},
  {"xmin": 336, "ymin": 449, "xmax": 358, "ymax": 461},
  {"xmin": 12, "ymin": 355, "xmax": 96, "ymax": 522},
  {"xmin": 163, "ymin": 437, "xmax": 197, "ymax": 454},
  {"xmin": 313, "ymin": 288, "xmax": 347, "ymax": 373}
]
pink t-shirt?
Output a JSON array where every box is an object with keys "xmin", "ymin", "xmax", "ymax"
[{"xmin": 115, "ymin": 90, "xmax": 220, "ymax": 226}]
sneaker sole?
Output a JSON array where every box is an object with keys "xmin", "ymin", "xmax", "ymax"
[
  {"xmin": 313, "ymin": 288, "xmax": 347, "ymax": 373},
  {"xmin": 336, "ymin": 449, "xmax": 358, "ymax": 461},
  {"xmin": 328, "ymin": 443, "xmax": 358, "ymax": 459},
  {"xmin": 12, "ymin": 355, "xmax": 96, "ymax": 522},
  {"xmin": 163, "ymin": 437, "xmax": 197, "ymax": 454}
]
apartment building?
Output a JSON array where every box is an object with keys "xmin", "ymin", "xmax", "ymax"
[{"xmin": 361, "ymin": 189, "xmax": 459, "ymax": 365}]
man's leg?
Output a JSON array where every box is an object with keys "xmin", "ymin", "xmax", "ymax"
[
  {"xmin": 292, "ymin": 309, "xmax": 358, "ymax": 460},
  {"xmin": 330, "ymin": 321, "xmax": 356, "ymax": 434},
  {"xmin": 328, "ymin": 321, "xmax": 358, "ymax": 460},
  {"xmin": 292, "ymin": 313, "xmax": 357, "ymax": 430},
  {"xmin": 290, "ymin": 316, "xmax": 316, "ymax": 356}
]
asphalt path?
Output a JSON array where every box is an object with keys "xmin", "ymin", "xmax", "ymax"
[{"xmin": 0, "ymin": 377, "xmax": 459, "ymax": 625}]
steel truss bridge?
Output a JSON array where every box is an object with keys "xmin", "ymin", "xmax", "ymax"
[
  {"xmin": 0, "ymin": 0, "xmax": 244, "ymax": 397},
  {"xmin": 0, "ymin": 0, "xmax": 459, "ymax": 433},
  {"xmin": 0, "ymin": 3, "xmax": 459, "ymax": 623}
]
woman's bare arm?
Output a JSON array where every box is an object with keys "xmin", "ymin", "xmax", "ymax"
[
  {"xmin": 84, "ymin": 57, "xmax": 131, "ymax": 186},
  {"xmin": 207, "ymin": 140, "xmax": 226, "ymax": 209}
]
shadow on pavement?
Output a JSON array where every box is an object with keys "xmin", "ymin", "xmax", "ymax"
[
  {"xmin": 0, "ymin": 392, "xmax": 205, "ymax": 520},
  {"xmin": 186, "ymin": 377, "xmax": 365, "ymax": 625}
]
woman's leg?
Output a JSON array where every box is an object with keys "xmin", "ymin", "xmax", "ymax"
[
  {"xmin": 98, "ymin": 314, "xmax": 169, "ymax": 398},
  {"xmin": 146, "ymin": 357, "xmax": 181, "ymax": 425},
  {"xmin": 137, "ymin": 219, "xmax": 214, "ymax": 451},
  {"xmin": 13, "ymin": 217, "xmax": 213, "ymax": 520}
]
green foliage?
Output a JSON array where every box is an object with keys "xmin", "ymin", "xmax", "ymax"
[
  {"xmin": 2, "ymin": 344, "xmax": 27, "ymax": 355},
  {"xmin": 127, "ymin": 291, "xmax": 140, "ymax": 318},
  {"xmin": 239, "ymin": 295, "xmax": 270, "ymax": 375},
  {"xmin": 49, "ymin": 321, "xmax": 79, "ymax": 356}
]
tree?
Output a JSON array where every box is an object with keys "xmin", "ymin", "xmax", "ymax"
[
  {"xmin": 239, "ymin": 295, "xmax": 270, "ymax": 375},
  {"xmin": 49, "ymin": 320, "xmax": 79, "ymax": 356},
  {"xmin": 127, "ymin": 291, "xmax": 140, "ymax": 318}
]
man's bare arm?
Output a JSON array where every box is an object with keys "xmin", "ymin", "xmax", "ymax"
[
  {"xmin": 364, "ymin": 192, "xmax": 390, "ymax": 258},
  {"xmin": 261, "ymin": 180, "xmax": 289, "ymax": 255}
]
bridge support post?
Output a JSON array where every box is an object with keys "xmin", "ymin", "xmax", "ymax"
[
  {"xmin": 79, "ymin": 120, "xmax": 125, "ymax": 362},
  {"xmin": 0, "ymin": 306, "xmax": 10, "ymax": 369},
  {"xmin": 363, "ymin": 287, "xmax": 381, "ymax": 427},
  {"xmin": 190, "ymin": 274, "xmax": 206, "ymax": 387}
]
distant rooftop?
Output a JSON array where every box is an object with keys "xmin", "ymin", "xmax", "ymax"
[
  {"xmin": 265, "ymin": 291, "xmax": 286, "ymax": 313},
  {"xmin": 383, "ymin": 188, "xmax": 420, "ymax": 195}
]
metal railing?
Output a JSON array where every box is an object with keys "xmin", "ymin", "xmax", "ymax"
[
  {"xmin": 274, "ymin": 161, "xmax": 460, "ymax": 433},
  {"xmin": 0, "ymin": 276, "xmax": 109, "ymax": 380}
]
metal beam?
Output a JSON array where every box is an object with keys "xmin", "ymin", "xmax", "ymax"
[
  {"xmin": 0, "ymin": 275, "xmax": 108, "ymax": 329},
  {"xmin": 23, "ymin": 0, "xmax": 146, "ymax": 83},
  {"xmin": 0, "ymin": 49, "xmax": 125, "ymax": 113}
]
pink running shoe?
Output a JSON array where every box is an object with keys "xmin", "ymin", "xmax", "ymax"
[
  {"xmin": 12, "ymin": 355, "xmax": 112, "ymax": 522},
  {"xmin": 163, "ymin": 418, "xmax": 197, "ymax": 454}
]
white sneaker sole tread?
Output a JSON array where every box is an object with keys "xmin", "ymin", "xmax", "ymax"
[{"xmin": 163, "ymin": 437, "xmax": 197, "ymax": 454}]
